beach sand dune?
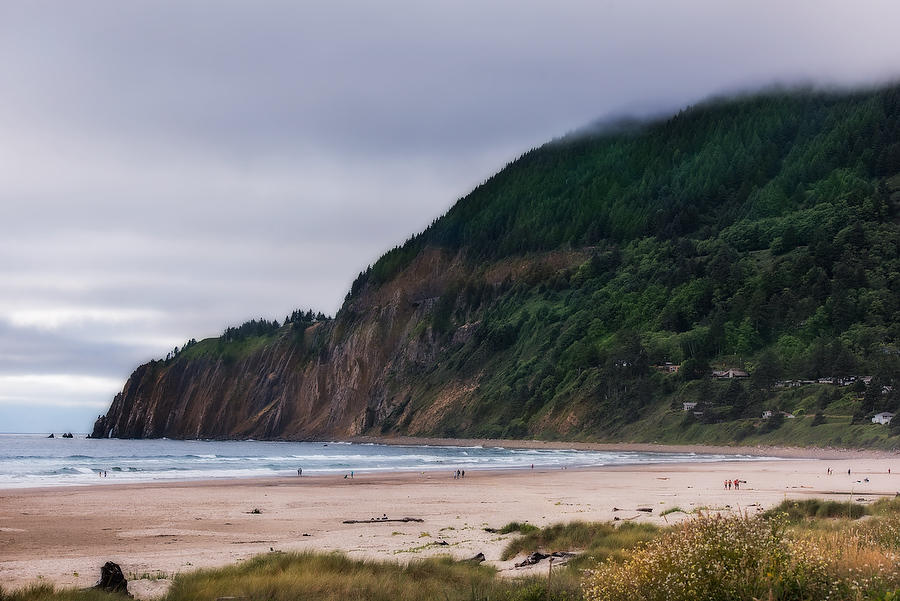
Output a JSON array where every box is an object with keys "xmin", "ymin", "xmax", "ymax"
[{"xmin": 1, "ymin": 457, "xmax": 897, "ymax": 590}]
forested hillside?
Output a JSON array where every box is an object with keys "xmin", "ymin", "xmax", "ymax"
[{"xmin": 94, "ymin": 85, "xmax": 900, "ymax": 447}]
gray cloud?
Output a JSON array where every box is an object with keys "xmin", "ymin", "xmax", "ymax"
[{"xmin": 1, "ymin": 0, "xmax": 900, "ymax": 432}]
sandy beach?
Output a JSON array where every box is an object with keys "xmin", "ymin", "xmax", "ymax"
[{"xmin": 2, "ymin": 454, "xmax": 899, "ymax": 592}]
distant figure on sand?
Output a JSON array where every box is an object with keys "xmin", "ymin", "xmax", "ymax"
[{"xmin": 298, "ymin": 468, "xmax": 302, "ymax": 477}]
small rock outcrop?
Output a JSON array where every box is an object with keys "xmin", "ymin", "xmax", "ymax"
[{"xmin": 94, "ymin": 561, "xmax": 129, "ymax": 595}]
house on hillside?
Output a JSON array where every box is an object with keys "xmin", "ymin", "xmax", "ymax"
[
  {"xmin": 762, "ymin": 410, "xmax": 774, "ymax": 419},
  {"xmin": 655, "ymin": 362, "xmax": 680, "ymax": 373},
  {"xmin": 682, "ymin": 402, "xmax": 698, "ymax": 411},
  {"xmin": 713, "ymin": 368, "xmax": 749, "ymax": 379},
  {"xmin": 775, "ymin": 380, "xmax": 803, "ymax": 388},
  {"xmin": 872, "ymin": 412, "xmax": 895, "ymax": 425}
]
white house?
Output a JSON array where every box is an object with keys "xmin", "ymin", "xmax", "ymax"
[
  {"xmin": 682, "ymin": 402, "xmax": 698, "ymax": 411},
  {"xmin": 872, "ymin": 412, "xmax": 895, "ymax": 425},
  {"xmin": 762, "ymin": 410, "xmax": 773, "ymax": 419}
]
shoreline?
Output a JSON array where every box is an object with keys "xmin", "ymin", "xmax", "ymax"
[
  {"xmin": 4, "ymin": 456, "xmax": 900, "ymax": 592},
  {"xmin": 0, "ymin": 437, "xmax": 871, "ymax": 492},
  {"xmin": 346, "ymin": 435, "xmax": 900, "ymax": 460}
]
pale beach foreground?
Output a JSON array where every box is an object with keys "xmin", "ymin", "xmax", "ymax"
[{"xmin": 2, "ymin": 455, "xmax": 899, "ymax": 592}]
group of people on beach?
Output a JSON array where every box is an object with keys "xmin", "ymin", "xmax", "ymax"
[
  {"xmin": 723, "ymin": 478, "xmax": 742, "ymax": 490},
  {"xmin": 97, "ymin": 470, "xmax": 108, "ymax": 477},
  {"xmin": 454, "ymin": 469, "xmax": 465, "ymax": 479}
]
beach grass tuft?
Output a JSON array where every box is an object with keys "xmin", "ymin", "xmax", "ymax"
[
  {"xmin": 488, "ymin": 521, "xmax": 539, "ymax": 535},
  {"xmin": 763, "ymin": 498, "xmax": 868, "ymax": 522},
  {"xmin": 659, "ymin": 506, "xmax": 686, "ymax": 517},
  {"xmin": 501, "ymin": 521, "xmax": 658, "ymax": 565}
]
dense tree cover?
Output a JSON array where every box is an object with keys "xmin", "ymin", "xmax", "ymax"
[
  {"xmin": 367, "ymin": 85, "xmax": 900, "ymax": 439},
  {"xmin": 221, "ymin": 318, "xmax": 282, "ymax": 342},
  {"xmin": 352, "ymin": 86, "xmax": 900, "ymax": 294},
  {"xmin": 219, "ymin": 309, "xmax": 331, "ymax": 343}
]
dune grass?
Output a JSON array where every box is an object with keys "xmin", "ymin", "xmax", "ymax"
[
  {"xmin": 1, "ymin": 553, "xmax": 580, "ymax": 601},
  {"xmin": 500, "ymin": 521, "xmax": 659, "ymax": 568},
  {"xmin": 174, "ymin": 551, "xmax": 586, "ymax": 601},
  {"xmin": 168, "ymin": 552, "xmax": 485, "ymax": 601},
  {"xmin": 0, "ymin": 585, "xmax": 124, "ymax": 601},
  {"xmin": 763, "ymin": 498, "xmax": 869, "ymax": 522}
]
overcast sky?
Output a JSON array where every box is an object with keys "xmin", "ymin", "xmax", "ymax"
[{"xmin": 2, "ymin": 1, "xmax": 900, "ymax": 433}]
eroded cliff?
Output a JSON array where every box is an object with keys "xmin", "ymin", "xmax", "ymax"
[{"xmin": 93, "ymin": 247, "xmax": 563, "ymax": 439}]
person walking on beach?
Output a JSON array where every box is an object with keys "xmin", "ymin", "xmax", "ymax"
[
  {"xmin": 298, "ymin": 467, "xmax": 302, "ymax": 476},
  {"xmin": 733, "ymin": 478, "xmax": 739, "ymax": 490}
]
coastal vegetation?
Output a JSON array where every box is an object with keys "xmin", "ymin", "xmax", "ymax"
[{"xmin": 10, "ymin": 498, "xmax": 900, "ymax": 601}]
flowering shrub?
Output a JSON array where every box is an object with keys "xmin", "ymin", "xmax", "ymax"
[
  {"xmin": 854, "ymin": 514, "xmax": 900, "ymax": 550},
  {"xmin": 583, "ymin": 514, "xmax": 836, "ymax": 601}
]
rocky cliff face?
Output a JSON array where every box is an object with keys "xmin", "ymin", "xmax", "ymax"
[{"xmin": 92, "ymin": 247, "xmax": 529, "ymax": 440}]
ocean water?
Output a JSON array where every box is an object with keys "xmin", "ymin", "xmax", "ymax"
[{"xmin": 0, "ymin": 434, "xmax": 772, "ymax": 489}]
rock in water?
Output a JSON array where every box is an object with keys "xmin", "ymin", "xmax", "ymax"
[{"xmin": 95, "ymin": 561, "xmax": 129, "ymax": 595}]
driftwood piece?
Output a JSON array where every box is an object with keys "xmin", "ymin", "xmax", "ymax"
[
  {"xmin": 342, "ymin": 517, "xmax": 424, "ymax": 524},
  {"xmin": 515, "ymin": 552, "xmax": 548, "ymax": 567}
]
